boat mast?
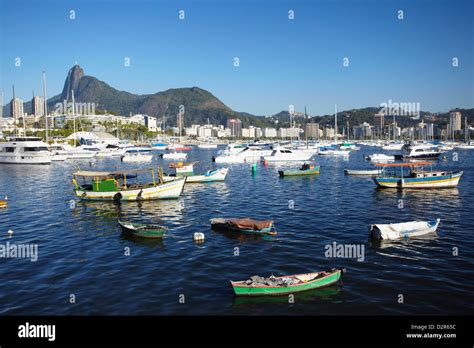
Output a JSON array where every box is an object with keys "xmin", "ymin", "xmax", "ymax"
[
  {"xmin": 43, "ymin": 71, "xmax": 48, "ymax": 143},
  {"xmin": 72, "ymin": 89, "xmax": 76, "ymax": 146},
  {"xmin": 465, "ymin": 117, "xmax": 468, "ymax": 143},
  {"xmin": 304, "ymin": 105, "xmax": 308, "ymax": 149},
  {"xmin": 289, "ymin": 109, "xmax": 293, "ymax": 147},
  {"xmin": 12, "ymin": 85, "xmax": 17, "ymax": 136},
  {"xmin": 334, "ymin": 104, "xmax": 337, "ymax": 143}
]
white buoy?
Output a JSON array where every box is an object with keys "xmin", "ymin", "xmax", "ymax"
[
  {"xmin": 193, "ymin": 232, "xmax": 205, "ymax": 242},
  {"xmin": 7, "ymin": 229, "xmax": 13, "ymax": 238}
]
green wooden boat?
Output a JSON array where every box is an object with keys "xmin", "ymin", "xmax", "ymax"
[
  {"xmin": 231, "ymin": 269, "xmax": 342, "ymax": 296},
  {"xmin": 279, "ymin": 164, "xmax": 320, "ymax": 177},
  {"xmin": 118, "ymin": 220, "xmax": 167, "ymax": 239}
]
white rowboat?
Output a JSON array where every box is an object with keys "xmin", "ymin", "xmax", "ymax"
[
  {"xmin": 344, "ymin": 169, "xmax": 381, "ymax": 176},
  {"xmin": 369, "ymin": 218, "xmax": 440, "ymax": 240}
]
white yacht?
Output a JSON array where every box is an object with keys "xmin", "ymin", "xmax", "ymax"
[
  {"xmin": 121, "ymin": 147, "xmax": 154, "ymax": 162},
  {"xmin": 213, "ymin": 143, "xmax": 273, "ymax": 163},
  {"xmin": 62, "ymin": 144, "xmax": 97, "ymax": 159},
  {"xmin": 0, "ymin": 137, "xmax": 52, "ymax": 164},
  {"xmin": 382, "ymin": 142, "xmax": 404, "ymax": 151},
  {"xmin": 394, "ymin": 143, "xmax": 441, "ymax": 160},
  {"xmin": 262, "ymin": 148, "xmax": 314, "ymax": 162},
  {"xmin": 49, "ymin": 144, "xmax": 69, "ymax": 161}
]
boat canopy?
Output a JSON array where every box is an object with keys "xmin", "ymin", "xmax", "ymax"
[
  {"xmin": 73, "ymin": 168, "xmax": 157, "ymax": 178},
  {"xmin": 374, "ymin": 162, "xmax": 433, "ymax": 167}
]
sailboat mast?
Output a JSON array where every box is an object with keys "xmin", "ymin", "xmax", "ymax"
[
  {"xmin": 43, "ymin": 71, "xmax": 48, "ymax": 143},
  {"xmin": 334, "ymin": 104, "xmax": 337, "ymax": 143},
  {"xmin": 12, "ymin": 85, "xmax": 17, "ymax": 136},
  {"xmin": 305, "ymin": 106, "xmax": 308, "ymax": 149},
  {"xmin": 72, "ymin": 90, "xmax": 76, "ymax": 145}
]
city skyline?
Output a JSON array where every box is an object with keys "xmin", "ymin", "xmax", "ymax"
[{"xmin": 1, "ymin": 0, "xmax": 473, "ymax": 117}]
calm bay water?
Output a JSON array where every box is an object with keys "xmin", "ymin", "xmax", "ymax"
[{"xmin": 0, "ymin": 146, "xmax": 473, "ymax": 315}]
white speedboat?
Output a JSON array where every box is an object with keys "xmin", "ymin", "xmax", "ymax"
[
  {"xmin": 0, "ymin": 137, "xmax": 52, "ymax": 164},
  {"xmin": 262, "ymin": 148, "xmax": 314, "ymax": 162},
  {"xmin": 318, "ymin": 145, "xmax": 351, "ymax": 156},
  {"xmin": 160, "ymin": 152, "xmax": 188, "ymax": 160},
  {"xmin": 121, "ymin": 147, "xmax": 154, "ymax": 162},
  {"xmin": 213, "ymin": 144, "xmax": 273, "ymax": 163},
  {"xmin": 49, "ymin": 144, "xmax": 69, "ymax": 161},
  {"xmin": 62, "ymin": 144, "xmax": 97, "ymax": 159},
  {"xmin": 382, "ymin": 142, "xmax": 404, "ymax": 151},
  {"xmin": 365, "ymin": 154, "xmax": 395, "ymax": 162}
]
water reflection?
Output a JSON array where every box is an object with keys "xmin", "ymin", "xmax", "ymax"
[
  {"xmin": 119, "ymin": 233, "xmax": 165, "ymax": 249},
  {"xmin": 231, "ymin": 286, "xmax": 342, "ymax": 308}
]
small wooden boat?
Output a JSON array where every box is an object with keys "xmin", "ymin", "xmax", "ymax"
[
  {"xmin": 72, "ymin": 168, "xmax": 186, "ymax": 201},
  {"xmin": 344, "ymin": 169, "xmax": 381, "ymax": 176},
  {"xmin": 369, "ymin": 218, "xmax": 440, "ymax": 240},
  {"xmin": 279, "ymin": 164, "xmax": 320, "ymax": 177},
  {"xmin": 210, "ymin": 218, "xmax": 277, "ymax": 235},
  {"xmin": 118, "ymin": 220, "xmax": 167, "ymax": 239},
  {"xmin": 373, "ymin": 162, "xmax": 463, "ymax": 189},
  {"xmin": 0, "ymin": 199, "xmax": 7, "ymax": 208},
  {"xmin": 164, "ymin": 168, "xmax": 228, "ymax": 183},
  {"xmin": 230, "ymin": 269, "xmax": 342, "ymax": 296}
]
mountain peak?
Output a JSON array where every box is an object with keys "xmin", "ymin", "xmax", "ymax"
[{"xmin": 61, "ymin": 64, "xmax": 85, "ymax": 101}]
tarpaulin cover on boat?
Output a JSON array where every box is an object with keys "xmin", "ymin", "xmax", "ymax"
[{"xmin": 227, "ymin": 218, "xmax": 273, "ymax": 230}]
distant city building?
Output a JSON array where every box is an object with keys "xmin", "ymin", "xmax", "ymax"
[
  {"xmin": 144, "ymin": 115, "xmax": 157, "ymax": 132},
  {"xmin": 263, "ymin": 127, "xmax": 277, "ymax": 138},
  {"xmin": 10, "ymin": 97, "xmax": 24, "ymax": 119},
  {"xmin": 277, "ymin": 127, "xmax": 301, "ymax": 139},
  {"xmin": 129, "ymin": 114, "xmax": 157, "ymax": 132},
  {"xmin": 241, "ymin": 128, "xmax": 251, "ymax": 138},
  {"xmin": 373, "ymin": 112, "xmax": 385, "ymax": 137},
  {"xmin": 32, "ymin": 96, "xmax": 45, "ymax": 117},
  {"xmin": 374, "ymin": 113, "xmax": 384, "ymax": 128},
  {"xmin": 226, "ymin": 118, "xmax": 242, "ymax": 137},
  {"xmin": 353, "ymin": 122, "xmax": 372, "ymax": 139},
  {"xmin": 450, "ymin": 111, "xmax": 462, "ymax": 132},
  {"xmin": 305, "ymin": 123, "xmax": 320, "ymax": 139},
  {"xmin": 198, "ymin": 125, "xmax": 213, "ymax": 138}
]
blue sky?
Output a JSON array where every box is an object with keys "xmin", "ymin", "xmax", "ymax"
[{"xmin": 1, "ymin": 0, "xmax": 473, "ymax": 116}]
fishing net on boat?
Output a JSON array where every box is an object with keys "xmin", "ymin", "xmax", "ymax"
[
  {"xmin": 227, "ymin": 218, "xmax": 273, "ymax": 230},
  {"xmin": 244, "ymin": 275, "xmax": 299, "ymax": 287}
]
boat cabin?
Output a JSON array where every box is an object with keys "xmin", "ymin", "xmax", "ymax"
[{"xmin": 72, "ymin": 168, "xmax": 163, "ymax": 192}]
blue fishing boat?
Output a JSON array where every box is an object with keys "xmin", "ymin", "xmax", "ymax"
[{"xmin": 373, "ymin": 162, "xmax": 463, "ymax": 189}]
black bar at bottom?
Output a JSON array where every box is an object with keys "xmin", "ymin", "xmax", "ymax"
[{"xmin": 0, "ymin": 316, "xmax": 471, "ymax": 346}]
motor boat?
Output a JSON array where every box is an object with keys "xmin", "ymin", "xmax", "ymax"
[
  {"xmin": 213, "ymin": 143, "xmax": 273, "ymax": 163},
  {"xmin": 121, "ymin": 147, "xmax": 154, "ymax": 162},
  {"xmin": 0, "ymin": 137, "xmax": 51, "ymax": 164},
  {"xmin": 262, "ymin": 148, "xmax": 314, "ymax": 162},
  {"xmin": 394, "ymin": 143, "xmax": 441, "ymax": 160}
]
